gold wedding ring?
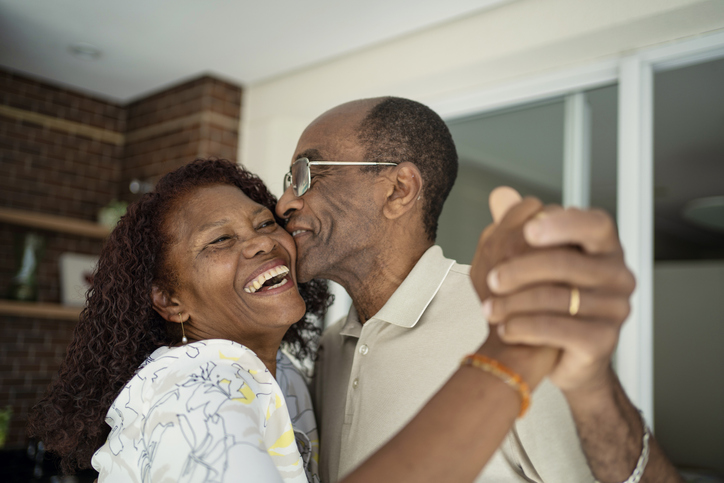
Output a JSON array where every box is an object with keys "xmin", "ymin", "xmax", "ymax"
[{"xmin": 569, "ymin": 287, "xmax": 580, "ymax": 316}]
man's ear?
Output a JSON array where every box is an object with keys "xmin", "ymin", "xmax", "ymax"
[
  {"xmin": 151, "ymin": 285, "xmax": 184, "ymax": 323},
  {"xmin": 382, "ymin": 162, "xmax": 423, "ymax": 220}
]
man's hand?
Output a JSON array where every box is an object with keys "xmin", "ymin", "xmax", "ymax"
[
  {"xmin": 471, "ymin": 188, "xmax": 682, "ymax": 483},
  {"xmin": 471, "ymin": 187, "xmax": 635, "ymax": 393}
]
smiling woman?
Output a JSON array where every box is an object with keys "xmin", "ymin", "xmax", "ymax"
[{"xmin": 28, "ymin": 159, "xmax": 331, "ymax": 481}]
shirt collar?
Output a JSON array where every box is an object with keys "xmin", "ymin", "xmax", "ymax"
[{"xmin": 339, "ymin": 245, "xmax": 454, "ymax": 336}]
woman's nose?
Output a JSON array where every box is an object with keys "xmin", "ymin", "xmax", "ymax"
[
  {"xmin": 241, "ymin": 235, "xmax": 276, "ymax": 258},
  {"xmin": 276, "ymin": 186, "xmax": 303, "ymax": 219}
]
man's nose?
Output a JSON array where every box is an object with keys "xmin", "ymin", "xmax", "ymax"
[{"xmin": 276, "ymin": 186, "xmax": 303, "ymax": 219}]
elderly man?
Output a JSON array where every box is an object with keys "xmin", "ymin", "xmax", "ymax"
[{"xmin": 276, "ymin": 97, "xmax": 681, "ymax": 482}]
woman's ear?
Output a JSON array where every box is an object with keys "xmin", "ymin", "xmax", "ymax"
[
  {"xmin": 151, "ymin": 285, "xmax": 184, "ymax": 323},
  {"xmin": 382, "ymin": 162, "xmax": 423, "ymax": 220}
]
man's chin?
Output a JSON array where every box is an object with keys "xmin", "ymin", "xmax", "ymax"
[
  {"xmin": 295, "ymin": 257, "xmax": 327, "ymax": 284},
  {"xmin": 295, "ymin": 261, "xmax": 314, "ymax": 284}
]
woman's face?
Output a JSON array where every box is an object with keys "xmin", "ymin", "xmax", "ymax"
[{"xmin": 160, "ymin": 184, "xmax": 306, "ymax": 346}]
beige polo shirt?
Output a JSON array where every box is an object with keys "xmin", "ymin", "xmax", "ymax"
[{"xmin": 313, "ymin": 246, "xmax": 594, "ymax": 482}]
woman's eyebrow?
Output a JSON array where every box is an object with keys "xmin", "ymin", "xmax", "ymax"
[
  {"xmin": 252, "ymin": 206, "xmax": 270, "ymax": 218},
  {"xmin": 196, "ymin": 219, "xmax": 230, "ymax": 233},
  {"xmin": 195, "ymin": 207, "xmax": 269, "ymax": 234}
]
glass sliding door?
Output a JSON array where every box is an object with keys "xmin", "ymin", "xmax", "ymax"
[{"xmin": 652, "ymin": 56, "xmax": 724, "ymax": 476}]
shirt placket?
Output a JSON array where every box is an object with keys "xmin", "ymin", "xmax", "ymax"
[{"xmin": 339, "ymin": 319, "xmax": 376, "ymax": 466}]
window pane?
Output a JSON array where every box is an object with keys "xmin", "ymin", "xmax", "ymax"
[{"xmin": 439, "ymin": 99, "xmax": 565, "ymax": 264}]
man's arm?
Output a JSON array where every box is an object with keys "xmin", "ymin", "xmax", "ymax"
[
  {"xmin": 565, "ymin": 369, "xmax": 681, "ymax": 483},
  {"xmin": 472, "ymin": 188, "xmax": 683, "ymax": 483}
]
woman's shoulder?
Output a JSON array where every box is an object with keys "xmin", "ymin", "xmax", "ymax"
[
  {"xmin": 275, "ymin": 351, "xmax": 309, "ymax": 395},
  {"xmin": 127, "ymin": 339, "xmax": 276, "ymax": 404},
  {"xmin": 141, "ymin": 339, "xmax": 268, "ymax": 375}
]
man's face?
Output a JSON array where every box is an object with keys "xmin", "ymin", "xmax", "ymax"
[{"xmin": 275, "ymin": 104, "xmax": 383, "ymax": 283}]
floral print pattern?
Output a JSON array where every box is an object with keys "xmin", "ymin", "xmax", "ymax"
[{"xmin": 92, "ymin": 340, "xmax": 319, "ymax": 483}]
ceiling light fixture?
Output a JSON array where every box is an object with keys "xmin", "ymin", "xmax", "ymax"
[
  {"xmin": 69, "ymin": 43, "xmax": 102, "ymax": 61},
  {"xmin": 682, "ymin": 195, "xmax": 724, "ymax": 233}
]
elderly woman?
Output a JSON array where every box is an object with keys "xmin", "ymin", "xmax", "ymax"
[{"xmin": 30, "ymin": 159, "xmax": 553, "ymax": 482}]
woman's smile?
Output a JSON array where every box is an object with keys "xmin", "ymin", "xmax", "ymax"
[
  {"xmin": 243, "ymin": 259, "xmax": 294, "ymax": 294},
  {"xmin": 161, "ymin": 183, "xmax": 308, "ymax": 347}
]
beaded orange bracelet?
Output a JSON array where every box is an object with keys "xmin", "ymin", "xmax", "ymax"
[{"xmin": 461, "ymin": 354, "xmax": 531, "ymax": 418}]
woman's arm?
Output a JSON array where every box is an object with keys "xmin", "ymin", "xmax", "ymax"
[{"xmin": 342, "ymin": 333, "xmax": 557, "ymax": 483}]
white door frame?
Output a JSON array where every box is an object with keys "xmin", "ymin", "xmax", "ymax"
[{"xmin": 431, "ymin": 29, "xmax": 724, "ymax": 428}]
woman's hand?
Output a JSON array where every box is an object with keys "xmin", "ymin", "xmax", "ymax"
[{"xmin": 469, "ymin": 187, "xmax": 557, "ymax": 390}]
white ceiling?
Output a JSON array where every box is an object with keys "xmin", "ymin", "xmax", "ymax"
[{"xmin": 0, "ymin": 0, "xmax": 509, "ymax": 102}]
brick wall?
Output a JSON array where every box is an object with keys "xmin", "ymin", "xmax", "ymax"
[
  {"xmin": 0, "ymin": 70, "xmax": 242, "ymax": 448},
  {"xmin": 122, "ymin": 76, "xmax": 241, "ymax": 201}
]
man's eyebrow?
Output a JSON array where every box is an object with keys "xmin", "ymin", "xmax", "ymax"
[{"xmin": 296, "ymin": 149, "xmax": 323, "ymax": 161}]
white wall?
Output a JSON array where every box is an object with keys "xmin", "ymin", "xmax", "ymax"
[{"xmin": 240, "ymin": 0, "xmax": 724, "ymax": 195}]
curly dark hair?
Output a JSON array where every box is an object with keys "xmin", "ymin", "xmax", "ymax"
[
  {"xmin": 28, "ymin": 158, "xmax": 332, "ymax": 474},
  {"xmin": 357, "ymin": 97, "xmax": 458, "ymax": 242}
]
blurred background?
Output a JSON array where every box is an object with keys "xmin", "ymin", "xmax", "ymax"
[{"xmin": 0, "ymin": 0, "xmax": 723, "ymax": 481}]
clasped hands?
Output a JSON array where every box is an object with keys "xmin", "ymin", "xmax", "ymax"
[{"xmin": 471, "ymin": 187, "xmax": 636, "ymax": 397}]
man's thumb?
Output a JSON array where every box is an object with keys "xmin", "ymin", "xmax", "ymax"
[{"xmin": 489, "ymin": 186, "xmax": 522, "ymax": 223}]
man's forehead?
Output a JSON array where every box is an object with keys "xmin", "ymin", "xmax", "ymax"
[
  {"xmin": 293, "ymin": 123, "xmax": 365, "ymax": 163},
  {"xmin": 291, "ymin": 98, "xmax": 381, "ymax": 163}
]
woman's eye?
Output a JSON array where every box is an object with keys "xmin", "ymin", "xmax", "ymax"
[
  {"xmin": 258, "ymin": 220, "xmax": 277, "ymax": 230},
  {"xmin": 210, "ymin": 235, "xmax": 231, "ymax": 244}
]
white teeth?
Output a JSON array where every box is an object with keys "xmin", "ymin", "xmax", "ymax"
[
  {"xmin": 292, "ymin": 230, "xmax": 308, "ymax": 237},
  {"xmin": 268, "ymin": 278, "xmax": 289, "ymax": 290},
  {"xmin": 244, "ymin": 265, "xmax": 290, "ymax": 293}
]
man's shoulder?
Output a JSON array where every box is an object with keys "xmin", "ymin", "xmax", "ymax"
[
  {"xmin": 448, "ymin": 260, "xmax": 471, "ymax": 277},
  {"xmin": 419, "ymin": 246, "xmax": 471, "ymax": 284},
  {"xmin": 433, "ymin": 259, "xmax": 478, "ymax": 306}
]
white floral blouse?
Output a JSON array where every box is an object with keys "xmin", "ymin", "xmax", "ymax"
[{"xmin": 92, "ymin": 339, "xmax": 319, "ymax": 483}]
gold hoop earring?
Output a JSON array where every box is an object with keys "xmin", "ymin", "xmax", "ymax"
[{"xmin": 179, "ymin": 313, "xmax": 188, "ymax": 344}]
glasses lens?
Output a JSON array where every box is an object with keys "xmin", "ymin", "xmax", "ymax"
[
  {"xmin": 292, "ymin": 158, "xmax": 311, "ymax": 196},
  {"xmin": 283, "ymin": 172, "xmax": 292, "ymax": 192}
]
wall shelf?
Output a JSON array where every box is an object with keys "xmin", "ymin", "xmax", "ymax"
[
  {"xmin": 0, "ymin": 300, "xmax": 81, "ymax": 320},
  {"xmin": 0, "ymin": 207, "xmax": 110, "ymax": 239},
  {"xmin": 0, "ymin": 208, "xmax": 101, "ymax": 321}
]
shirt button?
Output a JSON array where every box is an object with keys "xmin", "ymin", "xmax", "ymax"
[
  {"xmin": 358, "ymin": 344, "xmax": 369, "ymax": 355},
  {"xmin": 352, "ymin": 378, "xmax": 359, "ymax": 389}
]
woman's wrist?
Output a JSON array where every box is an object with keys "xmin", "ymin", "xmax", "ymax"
[
  {"xmin": 461, "ymin": 354, "xmax": 531, "ymax": 417},
  {"xmin": 476, "ymin": 342, "xmax": 558, "ymax": 391}
]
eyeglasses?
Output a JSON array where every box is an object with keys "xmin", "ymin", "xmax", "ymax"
[{"xmin": 283, "ymin": 157, "xmax": 397, "ymax": 197}]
